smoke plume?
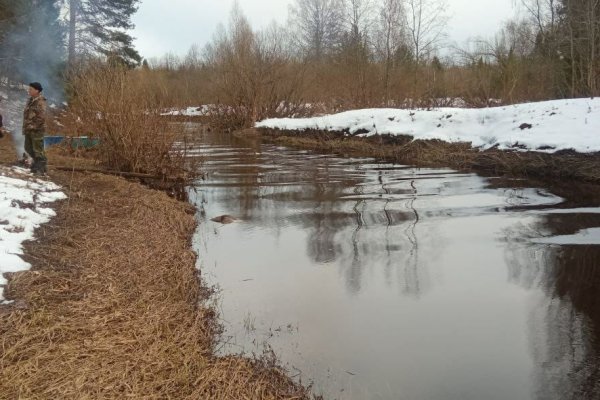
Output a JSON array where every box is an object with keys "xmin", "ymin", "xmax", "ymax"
[{"xmin": 0, "ymin": 1, "xmax": 66, "ymax": 156}]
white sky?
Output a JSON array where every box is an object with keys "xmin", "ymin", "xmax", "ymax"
[{"xmin": 133, "ymin": 0, "xmax": 518, "ymax": 60}]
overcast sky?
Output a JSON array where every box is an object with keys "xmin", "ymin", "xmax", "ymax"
[{"xmin": 133, "ymin": 0, "xmax": 518, "ymax": 60}]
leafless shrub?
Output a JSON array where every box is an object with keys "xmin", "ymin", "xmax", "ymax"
[
  {"xmin": 203, "ymin": 7, "xmax": 308, "ymax": 131},
  {"xmin": 67, "ymin": 62, "xmax": 197, "ymax": 180}
]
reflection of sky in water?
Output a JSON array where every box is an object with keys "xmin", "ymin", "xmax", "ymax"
[
  {"xmin": 532, "ymin": 228, "xmax": 600, "ymax": 245},
  {"xmin": 190, "ymin": 131, "xmax": 600, "ymax": 400}
]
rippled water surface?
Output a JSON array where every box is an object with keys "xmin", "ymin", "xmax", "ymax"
[{"xmin": 190, "ymin": 131, "xmax": 600, "ymax": 400}]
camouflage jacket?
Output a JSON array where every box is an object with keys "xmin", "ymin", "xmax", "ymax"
[{"xmin": 23, "ymin": 96, "xmax": 47, "ymax": 135}]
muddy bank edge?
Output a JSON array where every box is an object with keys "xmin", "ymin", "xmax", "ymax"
[{"xmin": 252, "ymin": 127, "xmax": 600, "ymax": 185}]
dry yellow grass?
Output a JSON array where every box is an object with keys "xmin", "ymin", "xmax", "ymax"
[{"xmin": 0, "ymin": 136, "xmax": 312, "ymax": 399}]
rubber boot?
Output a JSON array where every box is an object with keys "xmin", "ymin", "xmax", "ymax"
[
  {"xmin": 39, "ymin": 159, "xmax": 47, "ymax": 175},
  {"xmin": 32, "ymin": 158, "xmax": 47, "ymax": 176},
  {"xmin": 30, "ymin": 158, "xmax": 39, "ymax": 174}
]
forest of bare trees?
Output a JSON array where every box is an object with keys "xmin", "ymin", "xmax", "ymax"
[
  {"xmin": 141, "ymin": 0, "xmax": 600, "ymax": 129},
  {"xmin": 3, "ymin": 0, "xmax": 600, "ymax": 130}
]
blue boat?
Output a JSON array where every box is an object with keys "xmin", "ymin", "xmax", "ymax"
[
  {"xmin": 44, "ymin": 136, "xmax": 65, "ymax": 148},
  {"xmin": 43, "ymin": 136, "xmax": 100, "ymax": 149}
]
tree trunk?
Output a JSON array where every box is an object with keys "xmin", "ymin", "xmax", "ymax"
[
  {"xmin": 68, "ymin": 0, "xmax": 78, "ymax": 69},
  {"xmin": 383, "ymin": 29, "xmax": 392, "ymax": 105},
  {"xmin": 569, "ymin": 1, "xmax": 576, "ymax": 97},
  {"xmin": 590, "ymin": 0, "xmax": 599, "ymax": 95}
]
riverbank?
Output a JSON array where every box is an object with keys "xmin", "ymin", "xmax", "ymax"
[
  {"xmin": 254, "ymin": 99, "xmax": 600, "ymax": 185},
  {"xmin": 251, "ymin": 128, "xmax": 600, "ymax": 185},
  {"xmin": 0, "ymin": 137, "xmax": 311, "ymax": 399}
]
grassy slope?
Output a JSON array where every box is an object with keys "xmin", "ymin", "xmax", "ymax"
[{"xmin": 0, "ymin": 136, "xmax": 311, "ymax": 400}]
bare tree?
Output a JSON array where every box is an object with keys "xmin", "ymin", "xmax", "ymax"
[
  {"xmin": 403, "ymin": 0, "xmax": 448, "ymax": 64},
  {"xmin": 205, "ymin": 4, "xmax": 306, "ymax": 128},
  {"xmin": 289, "ymin": 0, "xmax": 346, "ymax": 60},
  {"xmin": 345, "ymin": 0, "xmax": 376, "ymax": 42},
  {"xmin": 182, "ymin": 44, "xmax": 202, "ymax": 70},
  {"xmin": 549, "ymin": 0, "xmax": 600, "ymax": 96},
  {"xmin": 375, "ymin": 0, "xmax": 407, "ymax": 101},
  {"xmin": 520, "ymin": 0, "xmax": 559, "ymax": 43},
  {"xmin": 582, "ymin": 0, "xmax": 600, "ymax": 93},
  {"xmin": 336, "ymin": 0, "xmax": 377, "ymax": 106}
]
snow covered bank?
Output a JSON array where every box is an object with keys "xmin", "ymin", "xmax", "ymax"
[
  {"xmin": 161, "ymin": 105, "xmax": 212, "ymax": 117},
  {"xmin": 256, "ymin": 98, "xmax": 600, "ymax": 154},
  {"xmin": 0, "ymin": 167, "xmax": 66, "ymax": 302}
]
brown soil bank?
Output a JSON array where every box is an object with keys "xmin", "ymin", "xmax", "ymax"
[
  {"xmin": 0, "ymin": 145, "xmax": 311, "ymax": 398},
  {"xmin": 254, "ymin": 128, "xmax": 600, "ymax": 185}
]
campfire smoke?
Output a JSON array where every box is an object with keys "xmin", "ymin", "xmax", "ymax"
[{"xmin": 0, "ymin": 2, "xmax": 66, "ymax": 157}]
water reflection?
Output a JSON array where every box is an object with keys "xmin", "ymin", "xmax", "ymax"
[
  {"xmin": 506, "ymin": 214, "xmax": 600, "ymax": 400},
  {"xmin": 191, "ymin": 130, "xmax": 600, "ymax": 400}
]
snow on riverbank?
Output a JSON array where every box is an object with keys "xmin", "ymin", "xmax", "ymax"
[
  {"xmin": 161, "ymin": 105, "xmax": 212, "ymax": 117},
  {"xmin": 0, "ymin": 167, "xmax": 66, "ymax": 302},
  {"xmin": 256, "ymin": 98, "xmax": 600, "ymax": 154}
]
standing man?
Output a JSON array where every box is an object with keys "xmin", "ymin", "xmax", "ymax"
[{"xmin": 23, "ymin": 82, "xmax": 47, "ymax": 175}]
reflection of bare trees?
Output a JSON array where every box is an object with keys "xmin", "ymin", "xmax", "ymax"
[
  {"xmin": 348, "ymin": 185, "xmax": 366, "ymax": 294},
  {"xmin": 316, "ymin": 169, "xmax": 430, "ymax": 297},
  {"xmin": 531, "ymin": 246, "xmax": 600, "ymax": 400},
  {"xmin": 382, "ymin": 171, "xmax": 394, "ymax": 286},
  {"xmin": 506, "ymin": 214, "xmax": 600, "ymax": 400},
  {"xmin": 401, "ymin": 178, "xmax": 421, "ymax": 297},
  {"xmin": 198, "ymin": 131, "xmax": 434, "ymax": 297},
  {"xmin": 305, "ymin": 209, "xmax": 348, "ymax": 264}
]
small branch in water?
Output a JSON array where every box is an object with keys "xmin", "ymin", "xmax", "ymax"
[{"xmin": 52, "ymin": 165, "xmax": 181, "ymax": 181}]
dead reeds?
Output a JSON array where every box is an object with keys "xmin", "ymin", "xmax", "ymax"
[{"xmin": 0, "ymin": 170, "xmax": 312, "ymax": 400}]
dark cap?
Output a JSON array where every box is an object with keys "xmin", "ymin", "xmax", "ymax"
[{"xmin": 29, "ymin": 82, "xmax": 43, "ymax": 92}]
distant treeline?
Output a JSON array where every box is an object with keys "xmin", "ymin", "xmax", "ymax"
[
  {"xmin": 5, "ymin": 0, "xmax": 600, "ymax": 130},
  {"xmin": 142, "ymin": 0, "xmax": 600, "ymax": 129}
]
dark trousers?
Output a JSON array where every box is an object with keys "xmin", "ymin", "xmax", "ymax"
[
  {"xmin": 24, "ymin": 132, "xmax": 46, "ymax": 159},
  {"xmin": 24, "ymin": 132, "xmax": 47, "ymax": 172}
]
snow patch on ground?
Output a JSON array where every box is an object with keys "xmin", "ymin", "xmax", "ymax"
[
  {"xmin": 161, "ymin": 105, "xmax": 213, "ymax": 117},
  {"xmin": 0, "ymin": 167, "xmax": 66, "ymax": 302},
  {"xmin": 256, "ymin": 98, "xmax": 600, "ymax": 154}
]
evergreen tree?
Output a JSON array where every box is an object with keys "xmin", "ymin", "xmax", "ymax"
[{"xmin": 67, "ymin": 0, "xmax": 141, "ymax": 67}]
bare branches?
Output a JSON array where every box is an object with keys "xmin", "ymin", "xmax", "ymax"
[
  {"xmin": 520, "ymin": 0, "xmax": 559, "ymax": 40},
  {"xmin": 374, "ymin": 0, "xmax": 407, "ymax": 101},
  {"xmin": 345, "ymin": 0, "xmax": 377, "ymax": 43},
  {"xmin": 403, "ymin": 0, "xmax": 448, "ymax": 63},
  {"xmin": 205, "ymin": 7, "xmax": 307, "ymax": 129},
  {"xmin": 289, "ymin": 0, "xmax": 346, "ymax": 60}
]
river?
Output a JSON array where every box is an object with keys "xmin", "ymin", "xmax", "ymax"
[{"xmin": 190, "ymin": 130, "xmax": 600, "ymax": 400}]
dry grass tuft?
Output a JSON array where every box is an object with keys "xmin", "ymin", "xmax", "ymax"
[
  {"xmin": 0, "ymin": 169, "xmax": 311, "ymax": 400},
  {"xmin": 45, "ymin": 145, "xmax": 100, "ymax": 170}
]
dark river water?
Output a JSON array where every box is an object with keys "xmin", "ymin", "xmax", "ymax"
[{"xmin": 190, "ymin": 131, "xmax": 600, "ymax": 400}]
